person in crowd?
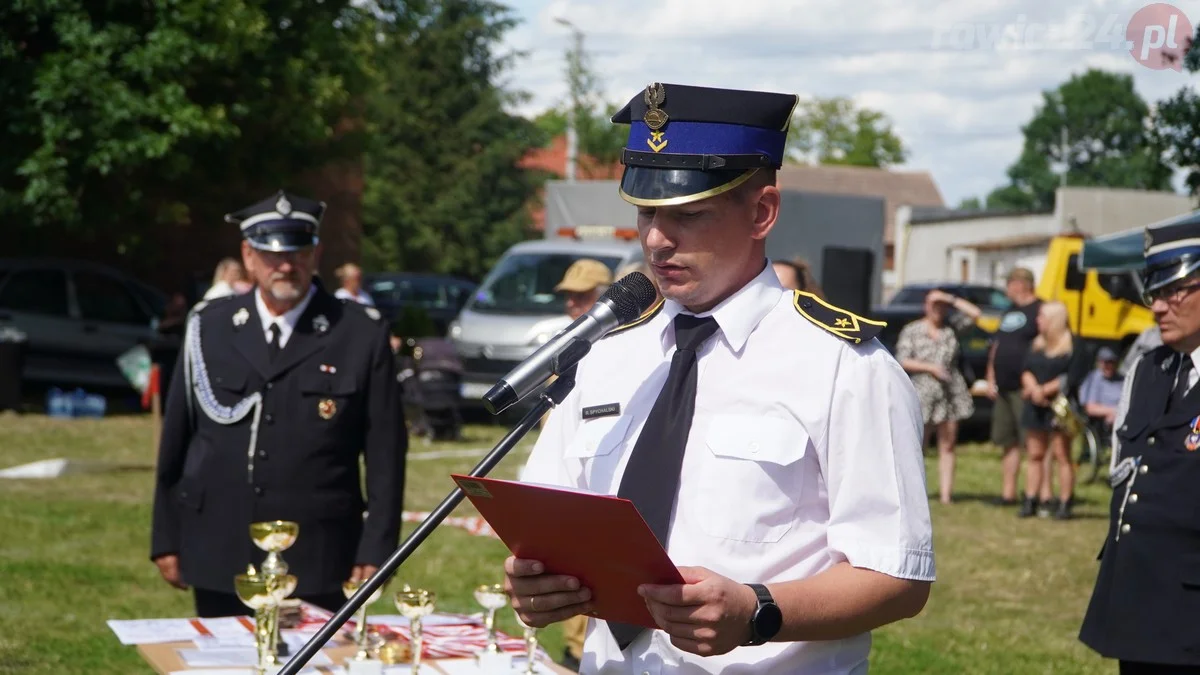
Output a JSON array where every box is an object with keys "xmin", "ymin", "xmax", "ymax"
[
  {"xmin": 1078, "ymin": 346, "xmax": 1125, "ymax": 431},
  {"xmin": 203, "ymin": 257, "xmax": 251, "ymax": 301},
  {"xmin": 1080, "ymin": 215, "xmax": 1200, "ymax": 673},
  {"xmin": 504, "ymin": 82, "xmax": 932, "ymax": 674},
  {"xmin": 555, "ymin": 258, "xmax": 613, "ymax": 321},
  {"xmin": 895, "ymin": 289, "xmax": 983, "ymax": 504},
  {"xmin": 772, "ymin": 257, "xmax": 824, "ymax": 298},
  {"xmin": 334, "ymin": 262, "xmax": 375, "ymax": 306},
  {"xmin": 150, "ymin": 190, "xmax": 407, "ymax": 617},
  {"xmin": 986, "ymin": 267, "xmax": 1043, "ymax": 506},
  {"xmin": 1017, "ymin": 301, "xmax": 1077, "ymax": 520}
]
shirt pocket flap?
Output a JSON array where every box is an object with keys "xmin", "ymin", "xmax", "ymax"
[
  {"xmin": 212, "ymin": 371, "xmax": 248, "ymax": 394},
  {"xmin": 299, "ymin": 373, "xmax": 357, "ymax": 396},
  {"xmin": 705, "ymin": 414, "xmax": 808, "ymax": 466},
  {"xmin": 565, "ymin": 414, "xmax": 634, "ymax": 459}
]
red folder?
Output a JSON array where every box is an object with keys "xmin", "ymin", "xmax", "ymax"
[{"xmin": 451, "ymin": 474, "xmax": 684, "ymax": 629}]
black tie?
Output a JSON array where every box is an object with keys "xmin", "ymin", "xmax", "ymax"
[
  {"xmin": 608, "ymin": 313, "xmax": 720, "ymax": 650},
  {"xmin": 267, "ymin": 323, "xmax": 282, "ymax": 362},
  {"xmin": 1170, "ymin": 355, "xmax": 1193, "ymax": 413}
]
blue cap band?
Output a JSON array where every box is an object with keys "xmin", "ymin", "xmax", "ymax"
[
  {"xmin": 1147, "ymin": 245, "xmax": 1200, "ymax": 267},
  {"xmin": 627, "ymin": 121, "xmax": 786, "ymax": 168}
]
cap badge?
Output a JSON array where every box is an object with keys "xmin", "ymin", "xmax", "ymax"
[
  {"xmin": 233, "ymin": 308, "xmax": 249, "ymax": 327},
  {"xmin": 365, "ymin": 307, "xmax": 381, "ymax": 321},
  {"xmin": 643, "ymin": 82, "xmax": 669, "ymax": 131},
  {"xmin": 276, "ymin": 194, "xmax": 292, "ymax": 216},
  {"xmin": 318, "ymin": 399, "xmax": 337, "ymax": 420}
]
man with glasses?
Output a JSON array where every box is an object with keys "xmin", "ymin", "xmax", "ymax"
[{"xmin": 1080, "ymin": 215, "xmax": 1200, "ymax": 674}]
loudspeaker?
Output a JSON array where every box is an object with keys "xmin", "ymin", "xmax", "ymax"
[{"xmin": 820, "ymin": 247, "xmax": 874, "ymax": 316}]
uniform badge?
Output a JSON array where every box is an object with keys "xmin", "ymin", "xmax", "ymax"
[
  {"xmin": 1186, "ymin": 415, "xmax": 1200, "ymax": 451},
  {"xmin": 233, "ymin": 308, "xmax": 249, "ymax": 327},
  {"xmin": 276, "ymin": 194, "xmax": 292, "ymax": 216},
  {"xmin": 319, "ymin": 364, "xmax": 337, "ymax": 374},
  {"xmin": 313, "ymin": 314, "xmax": 329, "ymax": 333},
  {"xmin": 318, "ymin": 399, "xmax": 337, "ymax": 419},
  {"xmin": 643, "ymin": 83, "xmax": 669, "ymax": 152},
  {"xmin": 365, "ymin": 307, "xmax": 381, "ymax": 321}
]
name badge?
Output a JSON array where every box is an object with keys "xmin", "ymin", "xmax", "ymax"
[{"xmin": 582, "ymin": 403, "xmax": 621, "ymax": 420}]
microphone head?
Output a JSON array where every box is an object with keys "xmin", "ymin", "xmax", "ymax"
[{"xmin": 601, "ymin": 272, "xmax": 658, "ymax": 324}]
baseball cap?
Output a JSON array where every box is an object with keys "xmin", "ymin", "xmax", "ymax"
[
  {"xmin": 555, "ymin": 259, "xmax": 613, "ymax": 293},
  {"xmin": 1097, "ymin": 346, "xmax": 1118, "ymax": 362}
]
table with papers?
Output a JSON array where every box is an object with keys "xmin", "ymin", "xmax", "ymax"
[{"xmin": 108, "ymin": 604, "xmax": 571, "ymax": 674}]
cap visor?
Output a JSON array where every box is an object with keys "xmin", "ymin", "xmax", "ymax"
[
  {"xmin": 618, "ymin": 167, "xmax": 758, "ymax": 207},
  {"xmin": 1144, "ymin": 257, "xmax": 1200, "ymax": 293},
  {"xmin": 247, "ymin": 231, "xmax": 318, "ymax": 252}
]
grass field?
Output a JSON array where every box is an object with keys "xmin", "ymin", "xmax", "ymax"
[{"xmin": 0, "ymin": 413, "xmax": 1118, "ymax": 674}]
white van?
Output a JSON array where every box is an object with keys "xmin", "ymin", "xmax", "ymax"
[{"xmin": 448, "ymin": 232, "xmax": 644, "ymax": 412}]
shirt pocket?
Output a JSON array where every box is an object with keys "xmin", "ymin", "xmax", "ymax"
[
  {"xmin": 564, "ymin": 414, "xmax": 634, "ymax": 493},
  {"xmin": 693, "ymin": 413, "xmax": 808, "ymax": 543}
]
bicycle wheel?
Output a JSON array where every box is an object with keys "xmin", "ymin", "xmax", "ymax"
[{"xmin": 1081, "ymin": 425, "xmax": 1102, "ymax": 484}]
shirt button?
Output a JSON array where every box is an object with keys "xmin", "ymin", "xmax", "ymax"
[
  {"xmin": 748, "ymin": 442, "xmax": 760, "ymax": 454},
  {"xmin": 1121, "ymin": 523, "xmax": 1131, "ymax": 534},
  {"xmin": 254, "ymin": 486, "xmax": 264, "ymax": 496},
  {"xmin": 1140, "ymin": 465, "xmax": 1149, "ymax": 474},
  {"xmin": 257, "ymin": 450, "xmax": 268, "ymax": 460},
  {"xmin": 266, "ymin": 382, "xmax": 273, "ymax": 391},
  {"xmin": 1148, "ymin": 438, "xmax": 1157, "ymax": 445},
  {"xmin": 1129, "ymin": 493, "xmax": 1138, "ymax": 503},
  {"xmin": 264, "ymin": 413, "xmax": 274, "ymax": 424}
]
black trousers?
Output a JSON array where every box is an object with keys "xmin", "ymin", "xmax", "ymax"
[
  {"xmin": 1120, "ymin": 661, "xmax": 1200, "ymax": 674},
  {"xmin": 193, "ymin": 588, "xmax": 348, "ymax": 618}
]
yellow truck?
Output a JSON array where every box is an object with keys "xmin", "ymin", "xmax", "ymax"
[{"xmin": 1037, "ymin": 233, "xmax": 1154, "ymax": 352}]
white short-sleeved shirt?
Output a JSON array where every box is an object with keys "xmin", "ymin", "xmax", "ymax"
[{"xmin": 519, "ymin": 263, "xmax": 935, "ymax": 675}]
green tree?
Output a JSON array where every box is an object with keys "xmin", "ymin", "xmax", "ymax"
[
  {"xmin": 986, "ymin": 68, "xmax": 1172, "ymax": 211},
  {"xmin": 1156, "ymin": 27, "xmax": 1200, "ymax": 196},
  {"xmin": 533, "ymin": 105, "xmax": 626, "ymax": 175},
  {"xmin": 1, "ymin": 1, "xmax": 369, "ymax": 268},
  {"xmin": 786, "ymin": 97, "xmax": 908, "ymax": 167},
  {"xmin": 956, "ymin": 196, "xmax": 983, "ymax": 210},
  {"xmin": 359, "ymin": 0, "xmax": 548, "ymax": 280}
]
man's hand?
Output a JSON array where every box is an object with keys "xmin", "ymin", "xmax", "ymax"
[
  {"xmin": 349, "ymin": 565, "xmax": 379, "ymax": 584},
  {"xmin": 639, "ymin": 567, "xmax": 758, "ymax": 657},
  {"xmin": 154, "ymin": 554, "xmax": 188, "ymax": 590},
  {"xmin": 504, "ymin": 557, "xmax": 593, "ymax": 628}
]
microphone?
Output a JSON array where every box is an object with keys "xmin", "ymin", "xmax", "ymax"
[{"xmin": 483, "ymin": 272, "xmax": 658, "ymax": 415}]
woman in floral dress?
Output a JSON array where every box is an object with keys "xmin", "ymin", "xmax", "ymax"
[{"xmin": 895, "ymin": 289, "xmax": 982, "ymax": 504}]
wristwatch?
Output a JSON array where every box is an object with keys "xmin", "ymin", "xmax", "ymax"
[{"xmin": 743, "ymin": 583, "xmax": 783, "ymax": 646}]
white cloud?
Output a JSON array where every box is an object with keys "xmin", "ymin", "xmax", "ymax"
[{"xmin": 500, "ymin": 0, "xmax": 1200, "ymax": 206}]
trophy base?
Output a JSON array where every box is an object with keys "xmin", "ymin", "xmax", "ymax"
[
  {"xmin": 474, "ymin": 650, "xmax": 513, "ymax": 672},
  {"xmin": 346, "ymin": 658, "xmax": 386, "ymax": 675}
]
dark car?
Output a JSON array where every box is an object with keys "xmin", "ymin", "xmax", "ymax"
[
  {"xmin": 364, "ymin": 273, "xmax": 477, "ymax": 336},
  {"xmin": 0, "ymin": 258, "xmax": 179, "ymax": 393},
  {"xmin": 870, "ymin": 283, "xmax": 1013, "ymax": 433}
]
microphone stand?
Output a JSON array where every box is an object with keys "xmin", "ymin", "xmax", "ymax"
[{"xmin": 276, "ymin": 342, "xmax": 588, "ymax": 675}]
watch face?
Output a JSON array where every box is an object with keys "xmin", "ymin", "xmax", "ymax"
[{"xmin": 754, "ymin": 603, "xmax": 783, "ymax": 641}]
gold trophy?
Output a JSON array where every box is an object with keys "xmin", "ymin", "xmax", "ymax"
[
  {"xmin": 513, "ymin": 608, "xmax": 540, "ymax": 675},
  {"xmin": 473, "ymin": 583, "xmax": 511, "ymax": 669},
  {"xmin": 250, "ymin": 520, "xmax": 298, "ymax": 662},
  {"xmin": 235, "ymin": 565, "xmax": 296, "ymax": 675},
  {"xmin": 342, "ymin": 578, "xmax": 386, "ymax": 661},
  {"xmin": 395, "ymin": 587, "xmax": 436, "ymax": 674}
]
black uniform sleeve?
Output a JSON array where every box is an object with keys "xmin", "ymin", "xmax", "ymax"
[
  {"xmin": 356, "ymin": 321, "xmax": 408, "ymax": 566},
  {"xmin": 150, "ymin": 345, "xmax": 192, "ymax": 560}
]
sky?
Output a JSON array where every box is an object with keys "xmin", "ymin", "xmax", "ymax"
[{"xmin": 496, "ymin": 0, "xmax": 1199, "ymax": 207}]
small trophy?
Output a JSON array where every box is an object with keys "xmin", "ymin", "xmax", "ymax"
[
  {"xmin": 235, "ymin": 565, "xmax": 296, "ymax": 675},
  {"xmin": 342, "ymin": 578, "xmax": 386, "ymax": 663},
  {"xmin": 473, "ymin": 584, "xmax": 511, "ymax": 670},
  {"xmin": 394, "ymin": 587, "xmax": 436, "ymax": 674},
  {"xmin": 512, "ymin": 609, "xmax": 540, "ymax": 675},
  {"xmin": 250, "ymin": 520, "xmax": 298, "ymax": 661}
]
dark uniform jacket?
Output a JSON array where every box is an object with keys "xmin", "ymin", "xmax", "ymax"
[
  {"xmin": 150, "ymin": 285, "xmax": 407, "ymax": 597},
  {"xmin": 1080, "ymin": 345, "xmax": 1200, "ymax": 665}
]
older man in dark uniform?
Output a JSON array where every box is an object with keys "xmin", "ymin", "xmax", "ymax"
[
  {"xmin": 150, "ymin": 190, "xmax": 407, "ymax": 618},
  {"xmin": 1080, "ymin": 212, "xmax": 1200, "ymax": 674}
]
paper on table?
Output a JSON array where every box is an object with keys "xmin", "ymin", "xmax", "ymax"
[
  {"xmin": 367, "ymin": 614, "xmax": 480, "ymax": 627},
  {"xmin": 178, "ymin": 646, "xmax": 334, "ymax": 668},
  {"xmin": 437, "ymin": 657, "xmax": 551, "ymax": 675},
  {"xmin": 198, "ymin": 616, "xmax": 255, "ymax": 638},
  {"xmin": 193, "ymin": 632, "xmax": 314, "ymax": 651},
  {"xmin": 107, "ymin": 618, "xmax": 200, "ymax": 645},
  {"xmin": 167, "ymin": 668, "xmax": 344, "ymax": 675}
]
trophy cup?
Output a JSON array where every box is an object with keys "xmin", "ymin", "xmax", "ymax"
[
  {"xmin": 473, "ymin": 584, "xmax": 511, "ymax": 670},
  {"xmin": 235, "ymin": 565, "xmax": 296, "ymax": 675},
  {"xmin": 394, "ymin": 587, "xmax": 436, "ymax": 674},
  {"xmin": 250, "ymin": 520, "xmax": 299, "ymax": 661},
  {"xmin": 512, "ymin": 609, "xmax": 540, "ymax": 675},
  {"xmin": 342, "ymin": 577, "xmax": 387, "ymax": 673}
]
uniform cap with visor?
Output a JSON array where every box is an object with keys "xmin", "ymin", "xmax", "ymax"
[
  {"xmin": 225, "ymin": 189, "xmax": 326, "ymax": 252},
  {"xmin": 1141, "ymin": 210, "xmax": 1200, "ymax": 304}
]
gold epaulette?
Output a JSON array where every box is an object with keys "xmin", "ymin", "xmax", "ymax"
[
  {"xmin": 792, "ymin": 290, "xmax": 885, "ymax": 345},
  {"xmin": 603, "ymin": 298, "xmax": 665, "ymax": 338}
]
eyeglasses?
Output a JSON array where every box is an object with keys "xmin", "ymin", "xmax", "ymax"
[{"xmin": 1142, "ymin": 280, "xmax": 1200, "ymax": 306}]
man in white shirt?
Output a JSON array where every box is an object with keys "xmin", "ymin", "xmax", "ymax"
[{"xmin": 502, "ymin": 83, "xmax": 934, "ymax": 674}]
